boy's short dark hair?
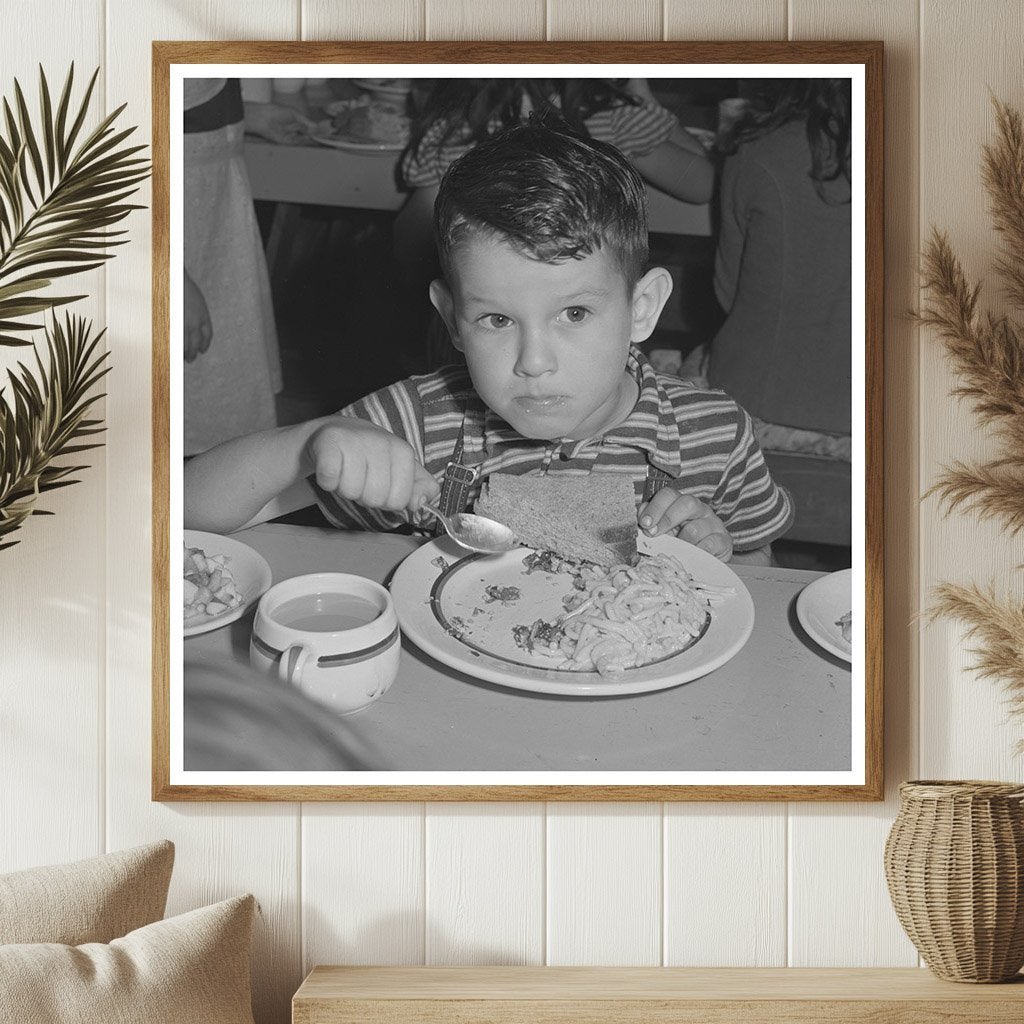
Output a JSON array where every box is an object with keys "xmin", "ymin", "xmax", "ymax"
[{"xmin": 433, "ymin": 118, "xmax": 649, "ymax": 287}]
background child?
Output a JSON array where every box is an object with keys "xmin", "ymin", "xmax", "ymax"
[
  {"xmin": 184, "ymin": 120, "xmax": 792, "ymax": 565},
  {"xmin": 706, "ymin": 78, "xmax": 852, "ymax": 455}
]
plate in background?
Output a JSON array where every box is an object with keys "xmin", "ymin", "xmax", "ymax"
[
  {"xmin": 796, "ymin": 568, "xmax": 852, "ymax": 661},
  {"xmin": 183, "ymin": 530, "xmax": 272, "ymax": 638}
]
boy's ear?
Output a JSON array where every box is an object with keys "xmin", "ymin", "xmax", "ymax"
[
  {"xmin": 429, "ymin": 278, "xmax": 463, "ymax": 352},
  {"xmin": 629, "ymin": 267, "xmax": 674, "ymax": 345}
]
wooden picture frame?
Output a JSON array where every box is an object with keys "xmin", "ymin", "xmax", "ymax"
[{"xmin": 153, "ymin": 40, "xmax": 883, "ymax": 801}]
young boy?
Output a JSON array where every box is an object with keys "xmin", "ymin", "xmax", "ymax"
[{"xmin": 184, "ymin": 121, "xmax": 793, "ymax": 564}]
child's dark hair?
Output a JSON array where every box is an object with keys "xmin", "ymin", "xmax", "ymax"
[
  {"xmin": 721, "ymin": 78, "xmax": 851, "ymax": 202},
  {"xmin": 433, "ymin": 118, "xmax": 649, "ymax": 286},
  {"xmin": 405, "ymin": 78, "xmax": 640, "ymax": 157}
]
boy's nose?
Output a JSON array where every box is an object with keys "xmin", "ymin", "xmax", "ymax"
[{"xmin": 514, "ymin": 328, "xmax": 556, "ymax": 376}]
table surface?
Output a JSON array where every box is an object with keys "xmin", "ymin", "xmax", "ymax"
[
  {"xmin": 184, "ymin": 525, "xmax": 851, "ymax": 773},
  {"xmin": 244, "ymin": 139, "xmax": 711, "ymax": 237}
]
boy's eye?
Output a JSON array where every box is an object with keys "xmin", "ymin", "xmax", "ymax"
[
  {"xmin": 481, "ymin": 314, "xmax": 512, "ymax": 329},
  {"xmin": 563, "ymin": 306, "xmax": 589, "ymax": 323}
]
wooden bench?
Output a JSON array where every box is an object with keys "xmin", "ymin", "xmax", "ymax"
[{"xmin": 293, "ymin": 965, "xmax": 1024, "ymax": 1023}]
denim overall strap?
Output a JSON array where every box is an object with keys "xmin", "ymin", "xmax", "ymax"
[
  {"xmin": 643, "ymin": 464, "xmax": 673, "ymax": 502},
  {"xmin": 434, "ymin": 414, "xmax": 479, "ymax": 535}
]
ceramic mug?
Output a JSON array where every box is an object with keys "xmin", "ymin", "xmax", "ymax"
[{"xmin": 250, "ymin": 573, "xmax": 400, "ymax": 715}]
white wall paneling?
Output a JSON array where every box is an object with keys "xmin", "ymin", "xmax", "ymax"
[
  {"xmin": 546, "ymin": 0, "xmax": 663, "ymax": 42},
  {"xmin": 664, "ymin": 0, "xmax": 787, "ymax": 40},
  {"xmin": 302, "ymin": 0, "xmax": 426, "ymax": 40},
  {"xmin": 547, "ymin": 804, "xmax": 661, "ymax": 964},
  {"xmin": 303, "ymin": 804, "xmax": 425, "ymax": 971},
  {"xmin": 0, "ymin": 0, "xmax": 106, "ymax": 871},
  {"xmin": 424, "ymin": 803, "xmax": 545, "ymax": 964},
  {"xmin": 918, "ymin": 0, "xmax": 1024, "ymax": 779},
  {"xmin": 3, "ymin": 3, "xmax": 1022, "ymax": 1024},
  {"xmin": 426, "ymin": 0, "xmax": 545, "ymax": 40},
  {"xmin": 664, "ymin": 803, "xmax": 787, "ymax": 966}
]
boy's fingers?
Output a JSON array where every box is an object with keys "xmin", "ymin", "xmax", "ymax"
[
  {"xmin": 313, "ymin": 444, "xmax": 344, "ymax": 493},
  {"xmin": 409, "ymin": 464, "xmax": 440, "ymax": 511},
  {"xmin": 338, "ymin": 454, "xmax": 367, "ymax": 501},
  {"xmin": 637, "ymin": 488, "xmax": 677, "ymax": 533},
  {"xmin": 692, "ymin": 531, "xmax": 732, "ymax": 560},
  {"xmin": 383, "ymin": 445, "xmax": 416, "ymax": 510},
  {"xmin": 362, "ymin": 459, "xmax": 393, "ymax": 509},
  {"xmin": 679, "ymin": 514, "xmax": 726, "ymax": 548},
  {"xmin": 640, "ymin": 491, "xmax": 705, "ymax": 536}
]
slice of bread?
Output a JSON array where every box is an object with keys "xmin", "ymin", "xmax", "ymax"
[{"xmin": 474, "ymin": 473, "xmax": 638, "ymax": 566}]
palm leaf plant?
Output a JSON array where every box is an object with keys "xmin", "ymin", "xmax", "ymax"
[{"xmin": 0, "ymin": 64, "xmax": 148, "ymax": 549}]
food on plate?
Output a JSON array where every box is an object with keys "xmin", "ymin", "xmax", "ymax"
[
  {"xmin": 183, "ymin": 543, "xmax": 244, "ymax": 626},
  {"xmin": 474, "ymin": 473, "xmax": 638, "ymax": 567},
  {"xmin": 325, "ymin": 97, "xmax": 409, "ymax": 143},
  {"xmin": 512, "ymin": 551, "xmax": 733, "ymax": 675},
  {"xmin": 836, "ymin": 610, "xmax": 852, "ymax": 644},
  {"xmin": 520, "ymin": 549, "xmax": 577, "ymax": 575}
]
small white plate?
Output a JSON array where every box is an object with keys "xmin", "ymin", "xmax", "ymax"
[
  {"xmin": 796, "ymin": 568, "xmax": 852, "ymax": 661},
  {"xmin": 312, "ymin": 99, "xmax": 409, "ymax": 153},
  {"xmin": 183, "ymin": 530, "xmax": 272, "ymax": 638},
  {"xmin": 310, "ymin": 133, "xmax": 405, "ymax": 153},
  {"xmin": 390, "ymin": 534, "xmax": 754, "ymax": 697}
]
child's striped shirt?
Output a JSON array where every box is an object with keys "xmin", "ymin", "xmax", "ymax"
[{"xmin": 312, "ymin": 347, "xmax": 794, "ymax": 553}]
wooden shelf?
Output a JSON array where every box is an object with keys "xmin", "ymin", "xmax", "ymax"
[{"xmin": 293, "ymin": 966, "xmax": 1024, "ymax": 1023}]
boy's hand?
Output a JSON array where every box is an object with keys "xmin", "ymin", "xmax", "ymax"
[
  {"xmin": 306, "ymin": 417, "xmax": 440, "ymax": 514},
  {"xmin": 638, "ymin": 489, "xmax": 733, "ymax": 561},
  {"xmin": 183, "ymin": 269, "xmax": 212, "ymax": 362}
]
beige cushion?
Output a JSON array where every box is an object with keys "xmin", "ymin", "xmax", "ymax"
[
  {"xmin": 0, "ymin": 840, "xmax": 174, "ymax": 945},
  {"xmin": 0, "ymin": 894, "xmax": 256, "ymax": 1024}
]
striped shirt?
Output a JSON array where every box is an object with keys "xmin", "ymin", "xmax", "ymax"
[
  {"xmin": 401, "ymin": 99, "xmax": 679, "ymax": 188},
  {"xmin": 313, "ymin": 347, "xmax": 794, "ymax": 552}
]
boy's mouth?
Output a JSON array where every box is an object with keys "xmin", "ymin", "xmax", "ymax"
[{"xmin": 514, "ymin": 395, "xmax": 568, "ymax": 415}]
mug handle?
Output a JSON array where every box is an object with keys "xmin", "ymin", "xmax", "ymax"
[{"xmin": 278, "ymin": 644, "xmax": 310, "ymax": 684}]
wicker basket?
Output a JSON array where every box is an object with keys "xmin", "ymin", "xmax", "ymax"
[{"xmin": 884, "ymin": 780, "xmax": 1024, "ymax": 982}]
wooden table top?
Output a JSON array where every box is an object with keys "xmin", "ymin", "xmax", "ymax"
[
  {"xmin": 292, "ymin": 966, "xmax": 1024, "ymax": 1023},
  {"xmin": 295, "ymin": 965, "xmax": 1024, "ymax": 1001}
]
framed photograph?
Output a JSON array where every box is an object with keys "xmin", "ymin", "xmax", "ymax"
[{"xmin": 153, "ymin": 41, "xmax": 883, "ymax": 801}]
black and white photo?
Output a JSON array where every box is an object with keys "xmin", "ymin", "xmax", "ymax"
[{"xmin": 153, "ymin": 42, "xmax": 883, "ymax": 801}]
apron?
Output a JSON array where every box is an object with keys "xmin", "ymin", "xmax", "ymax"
[{"xmin": 183, "ymin": 84, "xmax": 282, "ymax": 455}]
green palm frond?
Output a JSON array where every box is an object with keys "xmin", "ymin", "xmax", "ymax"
[
  {"xmin": 0, "ymin": 64, "xmax": 150, "ymax": 346},
  {"xmin": 0, "ymin": 312, "xmax": 110, "ymax": 550}
]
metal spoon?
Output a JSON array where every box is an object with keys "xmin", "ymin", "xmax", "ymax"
[{"xmin": 422, "ymin": 502, "xmax": 518, "ymax": 555}]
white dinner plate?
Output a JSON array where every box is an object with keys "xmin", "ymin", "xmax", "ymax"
[
  {"xmin": 312, "ymin": 99, "xmax": 409, "ymax": 153},
  {"xmin": 310, "ymin": 133, "xmax": 405, "ymax": 153},
  {"xmin": 796, "ymin": 568, "xmax": 852, "ymax": 661},
  {"xmin": 390, "ymin": 534, "xmax": 754, "ymax": 697},
  {"xmin": 183, "ymin": 530, "xmax": 273, "ymax": 638}
]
